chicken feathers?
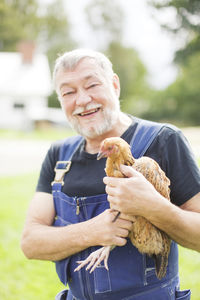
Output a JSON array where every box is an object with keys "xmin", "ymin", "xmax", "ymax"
[{"xmin": 75, "ymin": 137, "xmax": 171, "ymax": 279}]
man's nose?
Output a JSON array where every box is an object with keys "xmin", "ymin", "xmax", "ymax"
[{"xmin": 76, "ymin": 89, "xmax": 92, "ymax": 106}]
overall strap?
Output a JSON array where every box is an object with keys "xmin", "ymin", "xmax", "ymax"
[
  {"xmin": 52, "ymin": 118, "xmax": 165, "ymax": 188},
  {"xmin": 51, "ymin": 135, "xmax": 83, "ymax": 191},
  {"xmin": 59, "ymin": 135, "xmax": 84, "ymax": 161},
  {"xmin": 130, "ymin": 118, "xmax": 165, "ymax": 158}
]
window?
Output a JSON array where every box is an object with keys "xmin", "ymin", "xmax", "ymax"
[{"xmin": 13, "ymin": 103, "xmax": 25, "ymax": 109}]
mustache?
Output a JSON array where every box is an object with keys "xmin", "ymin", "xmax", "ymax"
[{"xmin": 72, "ymin": 103, "xmax": 102, "ymax": 115}]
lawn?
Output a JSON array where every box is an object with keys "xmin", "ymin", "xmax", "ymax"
[
  {"xmin": 0, "ymin": 173, "xmax": 200, "ymax": 299},
  {"xmin": 0, "ymin": 127, "xmax": 75, "ymax": 141},
  {"xmin": 0, "ymin": 173, "xmax": 64, "ymax": 300}
]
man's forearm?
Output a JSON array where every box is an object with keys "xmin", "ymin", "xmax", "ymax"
[
  {"xmin": 21, "ymin": 220, "xmax": 95, "ymax": 261},
  {"xmin": 147, "ymin": 194, "xmax": 200, "ymax": 252},
  {"xmin": 21, "ymin": 208, "xmax": 132, "ymax": 261},
  {"xmin": 104, "ymin": 168, "xmax": 200, "ymax": 253}
]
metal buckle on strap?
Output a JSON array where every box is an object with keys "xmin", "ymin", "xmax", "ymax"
[{"xmin": 51, "ymin": 161, "xmax": 72, "ymax": 186}]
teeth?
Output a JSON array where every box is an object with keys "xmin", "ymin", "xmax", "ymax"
[{"xmin": 80, "ymin": 108, "xmax": 99, "ymax": 116}]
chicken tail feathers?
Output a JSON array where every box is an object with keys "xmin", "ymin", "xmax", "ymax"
[{"xmin": 153, "ymin": 254, "xmax": 168, "ymax": 280}]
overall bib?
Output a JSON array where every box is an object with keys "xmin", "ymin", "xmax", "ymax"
[{"xmin": 53, "ymin": 119, "xmax": 191, "ymax": 300}]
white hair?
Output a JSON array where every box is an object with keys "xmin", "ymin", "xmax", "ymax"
[{"xmin": 53, "ymin": 48, "xmax": 114, "ymax": 92}]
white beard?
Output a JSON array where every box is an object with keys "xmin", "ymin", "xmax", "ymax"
[{"xmin": 65, "ymin": 101, "xmax": 120, "ymax": 139}]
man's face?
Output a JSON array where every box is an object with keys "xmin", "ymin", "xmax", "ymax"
[{"xmin": 55, "ymin": 58, "xmax": 121, "ymax": 139}]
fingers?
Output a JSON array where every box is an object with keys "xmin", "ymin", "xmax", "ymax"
[
  {"xmin": 105, "ymin": 184, "xmax": 115, "ymax": 196},
  {"xmin": 115, "ymin": 236, "xmax": 127, "ymax": 246},
  {"xmin": 117, "ymin": 227, "xmax": 130, "ymax": 238},
  {"xmin": 120, "ymin": 165, "xmax": 137, "ymax": 177},
  {"xmin": 103, "ymin": 165, "xmax": 140, "ymax": 186},
  {"xmin": 120, "ymin": 213, "xmax": 136, "ymax": 223},
  {"xmin": 109, "ymin": 210, "xmax": 133, "ymax": 232}
]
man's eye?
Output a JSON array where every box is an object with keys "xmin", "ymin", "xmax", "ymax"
[
  {"xmin": 88, "ymin": 83, "xmax": 98, "ymax": 89},
  {"xmin": 63, "ymin": 91, "xmax": 74, "ymax": 96}
]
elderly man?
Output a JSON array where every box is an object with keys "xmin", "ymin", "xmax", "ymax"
[{"xmin": 21, "ymin": 49, "xmax": 200, "ymax": 300}]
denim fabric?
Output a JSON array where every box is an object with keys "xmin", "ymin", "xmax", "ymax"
[
  {"xmin": 53, "ymin": 187, "xmax": 182, "ymax": 299},
  {"xmin": 56, "ymin": 277, "xmax": 191, "ymax": 300},
  {"xmin": 53, "ymin": 119, "xmax": 190, "ymax": 299}
]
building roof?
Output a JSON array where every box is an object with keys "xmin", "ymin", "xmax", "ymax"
[{"xmin": 0, "ymin": 51, "xmax": 52, "ymax": 98}]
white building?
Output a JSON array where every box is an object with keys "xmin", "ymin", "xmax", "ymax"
[{"xmin": 0, "ymin": 41, "xmax": 54, "ymax": 130}]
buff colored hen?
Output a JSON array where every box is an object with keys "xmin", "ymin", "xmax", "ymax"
[{"xmin": 75, "ymin": 137, "xmax": 171, "ymax": 279}]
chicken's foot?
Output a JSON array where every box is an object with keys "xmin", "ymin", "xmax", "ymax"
[{"xmin": 74, "ymin": 245, "xmax": 114, "ymax": 273}]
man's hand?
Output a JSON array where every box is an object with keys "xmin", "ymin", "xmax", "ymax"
[
  {"xmin": 103, "ymin": 165, "xmax": 168, "ymax": 218},
  {"xmin": 88, "ymin": 208, "xmax": 133, "ymax": 247}
]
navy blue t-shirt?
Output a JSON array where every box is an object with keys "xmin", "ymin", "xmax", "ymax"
[{"xmin": 36, "ymin": 117, "xmax": 200, "ymax": 206}]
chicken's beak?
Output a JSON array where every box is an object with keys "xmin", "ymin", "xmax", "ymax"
[{"xmin": 97, "ymin": 151, "xmax": 107, "ymax": 160}]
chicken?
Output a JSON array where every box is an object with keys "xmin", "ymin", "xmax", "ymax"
[{"xmin": 75, "ymin": 137, "xmax": 171, "ymax": 279}]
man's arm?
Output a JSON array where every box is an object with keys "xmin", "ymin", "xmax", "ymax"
[
  {"xmin": 104, "ymin": 165, "xmax": 200, "ymax": 252},
  {"xmin": 21, "ymin": 192, "xmax": 133, "ymax": 261}
]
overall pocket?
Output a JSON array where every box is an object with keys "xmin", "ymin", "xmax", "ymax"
[{"xmin": 94, "ymin": 263, "xmax": 112, "ymax": 293}]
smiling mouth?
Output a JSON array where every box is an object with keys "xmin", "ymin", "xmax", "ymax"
[{"xmin": 78, "ymin": 107, "xmax": 101, "ymax": 117}]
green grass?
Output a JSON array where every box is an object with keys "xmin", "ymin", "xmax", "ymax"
[
  {"xmin": 0, "ymin": 173, "xmax": 64, "ymax": 300},
  {"xmin": 1, "ymin": 173, "xmax": 200, "ymax": 299},
  {"xmin": 0, "ymin": 127, "xmax": 75, "ymax": 141},
  {"xmin": 179, "ymin": 247, "xmax": 200, "ymax": 299}
]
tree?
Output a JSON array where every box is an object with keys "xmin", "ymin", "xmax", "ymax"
[
  {"xmin": 85, "ymin": 0, "xmax": 124, "ymax": 49},
  {"xmin": 149, "ymin": 0, "xmax": 200, "ymax": 64},
  {"xmin": 106, "ymin": 42, "xmax": 149, "ymax": 113},
  {"xmin": 0, "ymin": 0, "xmax": 77, "ymax": 108},
  {"xmin": 142, "ymin": 52, "xmax": 200, "ymax": 125},
  {"xmin": 0, "ymin": 0, "xmax": 75, "ymax": 67},
  {"xmin": 146, "ymin": 0, "xmax": 200, "ymax": 125},
  {"xmin": 0, "ymin": 0, "xmax": 39, "ymax": 50},
  {"xmin": 85, "ymin": 0, "xmax": 150, "ymax": 115},
  {"xmin": 39, "ymin": 0, "xmax": 76, "ymax": 71}
]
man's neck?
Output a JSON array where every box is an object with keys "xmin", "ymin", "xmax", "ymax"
[{"xmin": 84, "ymin": 113, "xmax": 132, "ymax": 154}]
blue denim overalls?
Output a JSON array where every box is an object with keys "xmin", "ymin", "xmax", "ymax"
[{"xmin": 53, "ymin": 119, "xmax": 191, "ymax": 300}]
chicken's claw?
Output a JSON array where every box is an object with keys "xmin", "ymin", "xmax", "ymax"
[{"xmin": 74, "ymin": 246, "xmax": 112, "ymax": 273}]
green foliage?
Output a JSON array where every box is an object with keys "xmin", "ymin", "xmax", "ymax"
[
  {"xmin": 0, "ymin": 0, "xmax": 75, "ymax": 68},
  {"xmin": 175, "ymin": 35, "xmax": 200, "ymax": 65},
  {"xmin": 48, "ymin": 91, "xmax": 61, "ymax": 108},
  {"xmin": 142, "ymin": 52, "xmax": 200, "ymax": 125},
  {"xmin": 149, "ymin": 0, "xmax": 200, "ymax": 64},
  {"xmin": 107, "ymin": 43, "xmax": 148, "ymax": 99},
  {"xmin": 146, "ymin": 0, "xmax": 200, "ymax": 125},
  {"xmin": 0, "ymin": 0, "xmax": 40, "ymax": 50},
  {"xmin": 40, "ymin": 0, "xmax": 76, "ymax": 71},
  {"xmin": 85, "ymin": 1, "xmax": 150, "ymax": 116},
  {"xmin": 85, "ymin": 0, "xmax": 124, "ymax": 46},
  {"xmin": 0, "ymin": 0, "xmax": 77, "ymax": 107}
]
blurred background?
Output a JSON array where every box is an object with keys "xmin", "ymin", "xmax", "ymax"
[{"xmin": 0, "ymin": 0, "xmax": 200, "ymax": 299}]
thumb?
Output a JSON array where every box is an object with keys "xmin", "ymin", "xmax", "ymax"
[{"xmin": 120, "ymin": 164, "xmax": 139, "ymax": 178}]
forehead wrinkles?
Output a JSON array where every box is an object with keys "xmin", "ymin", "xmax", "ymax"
[
  {"xmin": 56, "ymin": 59, "xmax": 112, "ymax": 94},
  {"xmin": 57, "ymin": 68, "xmax": 106, "ymax": 91}
]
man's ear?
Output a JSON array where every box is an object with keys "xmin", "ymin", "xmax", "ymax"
[{"xmin": 112, "ymin": 74, "xmax": 120, "ymax": 98}]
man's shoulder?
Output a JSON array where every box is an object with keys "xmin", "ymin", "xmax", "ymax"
[
  {"xmin": 52, "ymin": 135, "xmax": 83, "ymax": 149},
  {"xmin": 50, "ymin": 135, "xmax": 84, "ymax": 161},
  {"xmin": 134, "ymin": 117, "xmax": 182, "ymax": 140},
  {"xmin": 133, "ymin": 116, "xmax": 178, "ymax": 132}
]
